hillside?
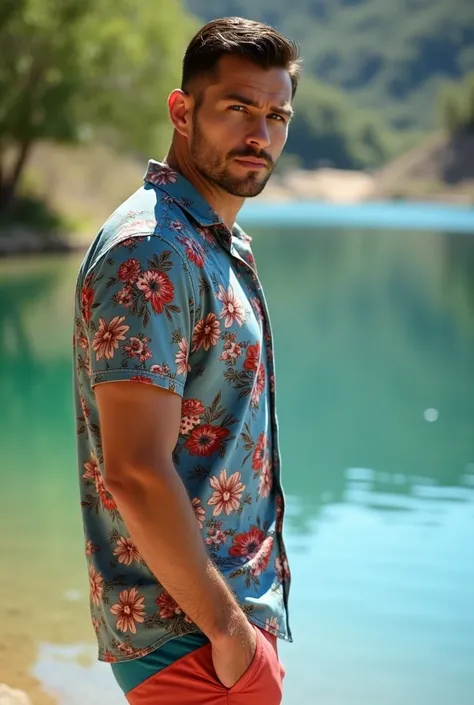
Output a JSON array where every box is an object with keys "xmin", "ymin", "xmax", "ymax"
[
  {"xmin": 184, "ymin": 0, "xmax": 474, "ymax": 132},
  {"xmin": 372, "ymin": 130, "xmax": 474, "ymax": 201}
]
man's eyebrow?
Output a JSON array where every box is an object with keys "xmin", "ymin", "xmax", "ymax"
[{"xmin": 221, "ymin": 92, "xmax": 294, "ymax": 118}]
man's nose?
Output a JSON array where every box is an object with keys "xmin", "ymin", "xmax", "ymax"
[{"xmin": 245, "ymin": 118, "xmax": 271, "ymax": 149}]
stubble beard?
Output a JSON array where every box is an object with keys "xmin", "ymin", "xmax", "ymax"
[{"xmin": 190, "ymin": 120, "xmax": 275, "ymax": 198}]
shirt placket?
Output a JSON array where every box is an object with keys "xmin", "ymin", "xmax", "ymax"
[{"xmin": 227, "ymin": 235, "xmax": 293, "ymax": 642}]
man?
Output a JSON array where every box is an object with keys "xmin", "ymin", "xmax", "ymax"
[{"xmin": 73, "ymin": 16, "xmax": 301, "ymax": 705}]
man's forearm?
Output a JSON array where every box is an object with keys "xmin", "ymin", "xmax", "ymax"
[{"xmin": 107, "ymin": 461, "xmax": 245, "ymax": 642}]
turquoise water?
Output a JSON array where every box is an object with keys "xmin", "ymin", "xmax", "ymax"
[
  {"xmin": 241, "ymin": 200, "xmax": 474, "ymax": 233},
  {"xmin": 1, "ymin": 221, "xmax": 473, "ymax": 704}
]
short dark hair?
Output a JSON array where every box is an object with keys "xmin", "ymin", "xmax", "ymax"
[{"xmin": 182, "ymin": 16, "xmax": 302, "ymax": 100}]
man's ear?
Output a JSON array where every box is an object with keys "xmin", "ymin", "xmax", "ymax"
[{"xmin": 168, "ymin": 89, "xmax": 194, "ymax": 138}]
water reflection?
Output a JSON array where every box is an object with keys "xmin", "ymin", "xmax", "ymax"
[{"xmin": 0, "ymin": 227, "xmax": 473, "ymax": 704}]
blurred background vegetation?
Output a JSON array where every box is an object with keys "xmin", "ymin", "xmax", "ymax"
[{"xmin": 0, "ymin": 0, "xmax": 474, "ymax": 241}]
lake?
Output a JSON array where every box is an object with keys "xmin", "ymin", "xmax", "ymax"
[{"xmin": 1, "ymin": 221, "xmax": 474, "ymax": 705}]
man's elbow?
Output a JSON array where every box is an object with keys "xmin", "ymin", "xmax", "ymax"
[{"xmin": 103, "ymin": 457, "xmax": 173, "ymax": 498}]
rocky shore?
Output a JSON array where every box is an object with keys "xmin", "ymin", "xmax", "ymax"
[{"xmin": 1, "ymin": 131, "xmax": 473, "ymax": 257}]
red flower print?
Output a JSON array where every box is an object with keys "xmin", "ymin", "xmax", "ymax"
[
  {"xmin": 136, "ymin": 270, "xmax": 174, "ymax": 314},
  {"xmin": 252, "ymin": 434, "xmax": 267, "ymax": 471},
  {"xmin": 244, "ymin": 342, "xmax": 260, "ymax": 371},
  {"xmin": 276, "ymin": 495, "xmax": 284, "ymax": 533},
  {"xmin": 110, "ymin": 587, "xmax": 146, "ymax": 634},
  {"xmin": 170, "ymin": 220, "xmax": 185, "ymax": 231},
  {"xmin": 196, "ymin": 226, "xmax": 215, "ymax": 245},
  {"xmin": 259, "ymin": 457, "xmax": 273, "ymax": 498},
  {"xmin": 84, "ymin": 454, "xmax": 118, "ymax": 512},
  {"xmin": 76, "ymin": 321, "xmax": 88, "ymax": 349},
  {"xmin": 229, "ymin": 525, "xmax": 265, "ymax": 559},
  {"xmin": 118, "ymin": 258, "xmax": 141, "ymax": 283},
  {"xmin": 251, "ymin": 363, "xmax": 266, "ymax": 407},
  {"xmin": 275, "ymin": 554, "xmax": 291, "ymax": 582},
  {"xmin": 219, "ymin": 340, "xmax": 243, "ymax": 362},
  {"xmin": 103, "ymin": 651, "xmax": 117, "ymax": 663},
  {"xmin": 115, "ymin": 224, "xmax": 150, "ymax": 242},
  {"xmin": 92, "ymin": 316, "xmax": 130, "ymax": 360},
  {"xmin": 117, "ymin": 642, "xmax": 135, "ymax": 657},
  {"xmin": 182, "ymin": 399, "xmax": 205, "ymax": 417},
  {"xmin": 208, "ymin": 469, "xmax": 245, "ymax": 516},
  {"xmin": 156, "ymin": 590, "xmax": 181, "ymax": 619},
  {"xmin": 85, "ymin": 540, "xmax": 99, "ymax": 556},
  {"xmin": 217, "ymin": 285, "xmax": 245, "ymax": 328},
  {"xmin": 130, "ymin": 376, "xmax": 152, "ymax": 384},
  {"xmin": 97, "ymin": 474, "xmax": 118, "ymax": 512},
  {"xmin": 184, "ymin": 424, "xmax": 229, "ymax": 456},
  {"xmin": 180, "ymin": 398, "xmax": 205, "ymax": 434},
  {"xmin": 83, "ymin": 452, "xmax": 99, "ymax": 482},
  {"xmin": 192, "ymin": 498, "xmax": 206, "ymax": 529},
  {"xmin": 175, "ymin": 337, "xmax": 191, "ymax": 376},
  {"xmin": 205, "ymin": 523, "xmax": 228, "ymax": 548},
  {"xmin": 270, "ymin": 374, "xmax": 275, "ymax": 393},
  {"xmin": 115, "ymin": 285, "xmax": 134, "ymax": 309},
  {"xmin": 191, "ymin": 313, "xmax": 220, "ymax": 352},
  {"xmin": 148, "ymin": 166, "xmax": 178, "ymax": 186},
  {"xmin": 92, "ymin": 617, "xmax": 101, "ymax": 633},
  {"xmin": 80, "ymin": 396, "xmax": 90, "ymax": 419},
  {"xmin": 81, "ymin": 286, "xmax": 94, "ymax": 325},
  {"xmin": 179, "ymin": 236, "xmax": 205, "ymax": 268},
  {"xmin": 249, "ymin": 536, "xmax": 274, "ymax": 577},
  {"xmin": 114, "ymin": 537, "xmax": 141, "ymax": 566},
  {"xmin": 150, "ymin": 363, "xmax": 170, "ymax": 376},
  {"xmin": 250, "ymin": 297, "xmax": 265, "ymax": 322},
  {"xmin": 124, "ymin": 336, "xmax": 152, "ymax": 362},
  {"xmin": 89, "ymin": 564, "xmax": 103, "ymax": 606}
]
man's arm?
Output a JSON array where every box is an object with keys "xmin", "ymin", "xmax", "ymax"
[{"xmin": 95, "ymin": 380, "xmax": 256, "ymax": 686}]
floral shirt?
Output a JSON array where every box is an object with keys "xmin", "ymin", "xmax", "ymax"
[{"xmin": 73, "ymin": 160, "xmax": 292, "ymax": 663}]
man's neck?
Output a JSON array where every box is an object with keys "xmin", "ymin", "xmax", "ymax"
[{"xmin": 165, "ymin": 144, "xmax": 244, "ymax": 232}]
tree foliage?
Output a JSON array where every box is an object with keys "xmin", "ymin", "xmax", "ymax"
[
  {"xmin": 287, "ymin": 75, "xmax": 393, "ymax": 170},
  {"xmin": 438, "ymin": 72, "xmax": 474, "ymax": 134},
  {"xmin": 0, "ymin": 0, "xmax": 195, "ymax": 209}
]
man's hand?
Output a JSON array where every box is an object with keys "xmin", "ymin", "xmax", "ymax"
[{"xmin": 211, "ymin": 618, "xmax": 258, "ymax": 689}]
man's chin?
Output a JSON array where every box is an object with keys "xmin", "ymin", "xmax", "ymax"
[{"xmin": 228, "ymin": 177, "xmax": 270, "ymax": 199}]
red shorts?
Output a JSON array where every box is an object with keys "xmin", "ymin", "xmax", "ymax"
[{"xmin": 121, "ymin": 625, "xmax": 285, "ymax": 704}]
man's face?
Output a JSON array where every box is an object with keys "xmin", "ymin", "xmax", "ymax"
[{"xmin": 188, "ymin": 54, "xmax": 293, "ymax": 198}]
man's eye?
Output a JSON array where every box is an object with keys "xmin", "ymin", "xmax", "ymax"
[
  {"xmin": 269, "ymin": 113, "xmax": 285, "ymax": 122},
  {"xmin": 229, "ymin": 105, "xmax": 246, "ymax": 112}
]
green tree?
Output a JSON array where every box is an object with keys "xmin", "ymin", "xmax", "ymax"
[
  {"xmin": 438, "ymin": 83, "xmax": 463, "ymax": 133},
  {"xmin": 465, "ymin": 74, "xmax": 474, "ymax": 133},
  {"xmin": 0, "ymin": 0, "xmax": 196, "ymax": 211},
  {"xmin": 438, "ymin": 72, "xmax": 474, "ymax": 134},
  {"xmin": 287, "ymin": 75, "xmax": 392, "ymax": 170}
]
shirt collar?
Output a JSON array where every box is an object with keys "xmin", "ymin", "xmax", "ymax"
[
  {"xmin": 143, "ymin": 160, "xmax": 251, "ymax": 246},
  {"xmin": 144, "ymin": 160, "xmax": 222, "ymax": 227}
]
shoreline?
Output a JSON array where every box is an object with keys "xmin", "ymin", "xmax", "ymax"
[
  {"xmin": 1, "ymin": 195, "xmax": 473, "ymax": 258},
  {"xmin": 0, "ymin": 233, "xmax": 86, "ymax": 259}
]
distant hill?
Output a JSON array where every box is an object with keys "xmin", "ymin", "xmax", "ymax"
[
  {"xmin": 372, "ymin": 130, "xmax": 474, "ymax": 201},
  {"xmin": 184, "ymin": 0, "xmax": 474, "ymax": 132}
]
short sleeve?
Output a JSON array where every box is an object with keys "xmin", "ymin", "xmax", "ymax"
[{"xmin": 81, "ymin": 235, "xmax": 196, "ymax": 396}]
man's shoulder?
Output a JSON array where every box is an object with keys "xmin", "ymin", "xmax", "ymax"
[
  {"xmin": 82, "ymin": 186, "xmax": 203, "ymax": 277},
  {"xmin": 101, "ymin": 185, "xmax": 185, "ymax": 247}
]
